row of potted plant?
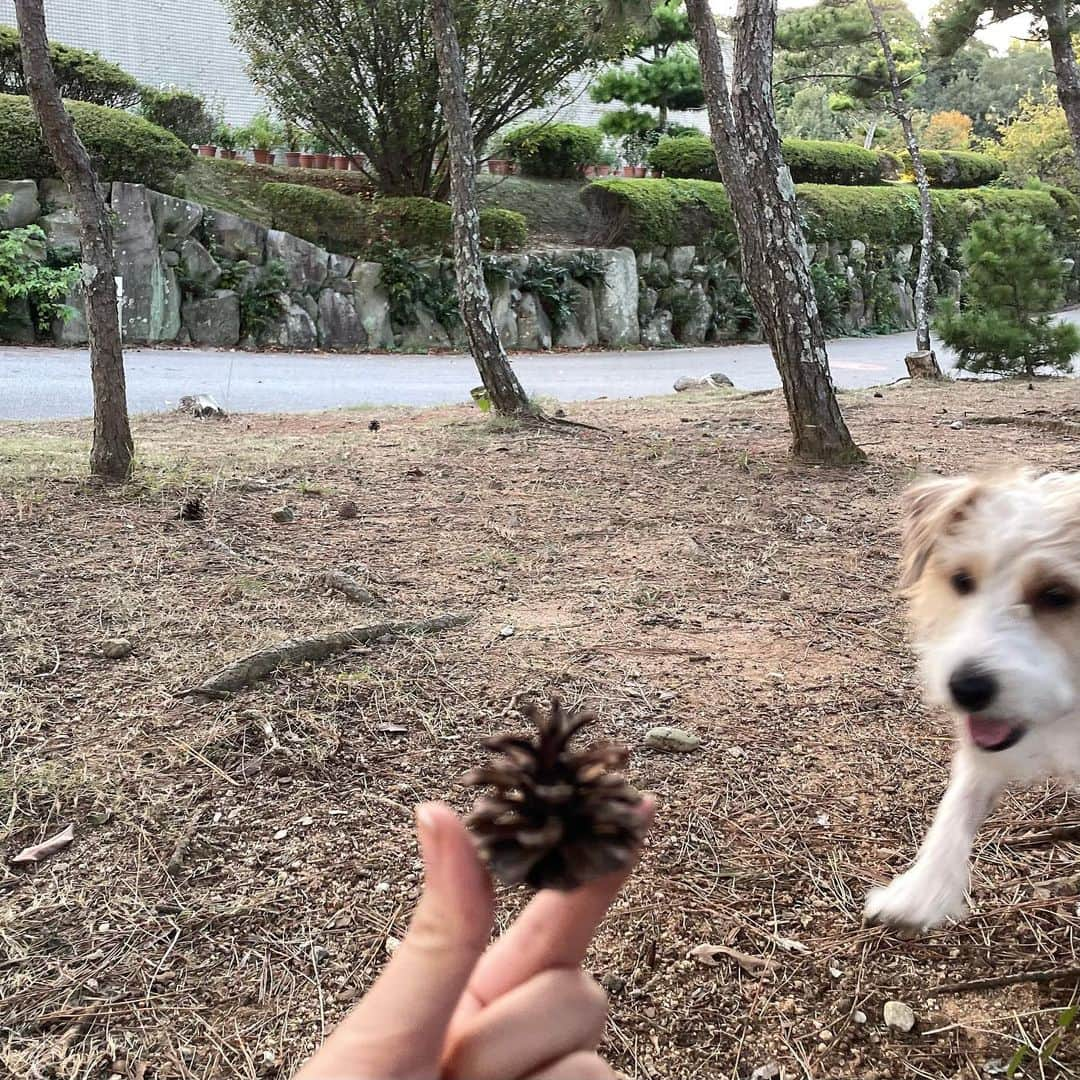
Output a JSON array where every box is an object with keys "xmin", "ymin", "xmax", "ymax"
[
  {"xmin": 485, "ymin": 159, "xmax": 659, "ymax": 179},
  {"xmin": 195, "ymin": 114, "xmax": 365, "ymax": 171}
]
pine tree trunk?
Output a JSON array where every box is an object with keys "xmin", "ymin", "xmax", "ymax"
[
  {"xmin": 15, "ymin": 0, "xmax": 133, "ymax": 480},
  {"xmin": 685, "ymin": 0, "xmax": 863, "ymax": 464},
  {"xmin": 866, "ymin": 0, "xmax": 943, "ymax": 375},
  {"xmin": 429, "ymin": 0, "xmax": 534, "ymax": 418},
  {"xmin": 1046, "ymin": 1, "xmax": 1080, "ymax": 175}
]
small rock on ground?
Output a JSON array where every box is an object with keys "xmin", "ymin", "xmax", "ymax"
[
  {"xmin": 272, "ymin": 505, "xmax": 296, "ymax": 523},
  {"xmin": 101, "ymin": 638, "xmax": 133, "ymax": 660},
  {"xmin": 338, "ymin": 500, "xmax": 359, "ymax": 519},
  {"xmin": 645, "ymin": 726, "xmax": 702, "ymax": 753},
  {"xmin": 883, "ymin": 1000, "xmax": 916, "ymax": 1033},
  {"xmin": 674, "ymin": 373, "xmax": 734, "ymax": 392}
]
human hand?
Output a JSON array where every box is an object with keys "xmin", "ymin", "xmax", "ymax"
[{"xmin": 294, "ymin": 798, "xmax": 654, "ymax": 1080}]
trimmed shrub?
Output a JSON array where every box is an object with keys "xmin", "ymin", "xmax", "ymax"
[
  {"xmin": 583, "ymin": 175, "xmax": 1066, "ymax": 252},
  {"xmin": 0, "ymin": 26, "xmax": 140, "ymax": 108},
  {"xmin": 648, "ymin": 133, "xmax": 890, "ymax": 185},
  {"xmin": 261, "ymin": 182, "xmax": 373, "ymax": 253},
  {"xmin": 0, "ymin": 94, "xmax": 191, "ymax": 192},
  {"xmin": 782, "ymin": 138, "xmax": 886, "ymax": 186},
  {"xmin": 500, "ymin": 123, "xmax": 603, "ymax": 179},
  {"xmin": 902, "ymin": 149, "xmax": 1003, "ymax": 188},
  {"xmin": 372, "ymin": 197, "xmax": 527, "ymax": 250},
  {"xmin": 477, "ymin": 207, "xmax": 528, "ymax": 249},
  {"xmin": 648, "ymin": 134, "xmax": 717, "ymax": 181},
  {"xmin": 261, "ymin": 188, "xmax": 527, "ymax": 254},
  {"xmin": 582, "ymin": 178, "xmax": 733, "ymax": 248},
  {"xmin": 139, "ymin": 87, "xmax": 215, "ymax": 147}
]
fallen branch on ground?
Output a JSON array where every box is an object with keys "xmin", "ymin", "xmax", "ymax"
[
  {"xmin": 929, "ymin": 965, "xmax": 1080, "ymax": 996},
  {"xmin": 179, "ymin": 613, "xmax": 470, "ymax": 697},
  {"xmin": 999, "ymin": 821, "xmax": 1080, "ymax": 848},
  {"xmin": 969, "ymin": 415, "xmax": 1080, "ymax": 436},
  {"xmin": 323, "ymin": 569, "xmax": 383, "ymax": 606}
]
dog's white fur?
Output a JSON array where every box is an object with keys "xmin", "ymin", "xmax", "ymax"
[{"xmin": 865, "ymin": 470, "xmax": 1080, "ymax": 931}]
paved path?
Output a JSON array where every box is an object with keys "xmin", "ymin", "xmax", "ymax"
[{"xmin": 4, "ymin": 310, "xmax": 1079, "ymax": 421}]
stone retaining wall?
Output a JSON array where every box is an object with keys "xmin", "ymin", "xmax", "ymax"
[{"xmin": 2, "ymin": 178, "xmax": 947, "ymax": 352}]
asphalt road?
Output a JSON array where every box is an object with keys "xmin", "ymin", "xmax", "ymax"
[{"xmin": 3, "ymin": 313, "xmax": 1077, "ymax": 420}]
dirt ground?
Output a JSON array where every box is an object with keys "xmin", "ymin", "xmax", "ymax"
[{"xmin": 3, "ymin": 378, "xmax": 1080, "ymax": 1080}]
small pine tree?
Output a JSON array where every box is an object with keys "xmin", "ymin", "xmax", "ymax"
[{"xmin": 934, "ymin": 211, "xmax": 1080, "ymax": 377}]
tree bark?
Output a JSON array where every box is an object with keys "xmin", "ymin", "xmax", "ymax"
[
  {"xmin": 15, "ymin": 0, "xmax": 132, "ymax": 480},
  {"xmin": 866, "ymin": 0, "xmax": 943, "ymax": 374},
  {"xmin": 1046, "ymin": 0, "xmax": 1080, "ymax": 176},
  {"xmin": 685, "ymin": 0, "xmax": 863, "ymax": 464},
  {"xmin": 429, "ymin": 0, "xmax": 535, "ymax": 418}
]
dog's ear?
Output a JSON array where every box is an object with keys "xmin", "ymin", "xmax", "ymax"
[{"xmin": 900, "ymin": 475, "xmax": 981, "ymax": 589}]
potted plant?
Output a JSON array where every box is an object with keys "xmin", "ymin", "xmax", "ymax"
[
  {"xmin": 332, "ymin": 151, "xmax": 350, "ymax": 170},
  {"xmin": 283, "ymin": 122, "xmax": 304, "ymax": 168},
  {"xmin": 214, "ymin": 120, "xmax": 237, "ymax": 160},
  {"xmin": 299, "ymin": 133, "xmax": 315, "ymax": 169},
  {"xmin": 311, "ymin": 133, "xmax": 331, "ymax": 170},
  {"xmin": 620, "ymin": 134, "xmax": 649, "ymax": 177},
  {"xmin": 242, "ymin": 112, "xmax": 284, "ymax": 165},
  {"xmin": 594, "ymin": 141, "xmax": 617, "ymax": 178}
]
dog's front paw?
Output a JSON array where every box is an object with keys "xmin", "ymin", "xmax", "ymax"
[{"xmin": 864, "ymin": 869, "xmax": 968, "ymax": 933}]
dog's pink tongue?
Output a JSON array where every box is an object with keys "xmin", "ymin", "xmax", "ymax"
[{"xmin": 967, "ymin": 715, "xmax": 1014, "ymax": 749}]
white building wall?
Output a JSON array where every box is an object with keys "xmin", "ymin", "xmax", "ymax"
[
  {"xmin": 0, "ymin": 0, "xmax": 264, "ymax": 124},
  {"xmin": 0, "ymin": 1, "xmax": 730, "ymax": 134}
]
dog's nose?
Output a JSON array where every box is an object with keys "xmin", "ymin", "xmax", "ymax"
[{"xmin": 948, "ymin": 666, "xmax": 999, "ymax": 711}]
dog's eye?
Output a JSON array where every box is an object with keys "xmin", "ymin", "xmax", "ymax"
[
  {"xmin": 1034, "ymin": 585, "xmax": 1078, "ymax": 613},
  {"xmin": 950, "ymin": 571, "xmax": 976, "ymax": 596}
]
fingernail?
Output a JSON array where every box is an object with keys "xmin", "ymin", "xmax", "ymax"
[{"xmin": 416, "ymin": 803, "xmax": 442, "ymax": 878}]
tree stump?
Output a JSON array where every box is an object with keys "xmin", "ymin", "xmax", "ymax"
[{"xmin": 905, "ymin": 350, "xmax": 944, "ymax": 380}]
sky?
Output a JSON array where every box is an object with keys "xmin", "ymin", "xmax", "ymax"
[{"xmin": 712, "ymin": 1, "xmax": 1036, "ymax": 55}]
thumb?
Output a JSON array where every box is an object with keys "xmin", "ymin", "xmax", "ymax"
[{"xmin": 295, "ymin": 804, "xmax": 494, "ymax": 1079}]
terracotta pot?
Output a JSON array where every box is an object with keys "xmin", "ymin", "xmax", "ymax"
[
  {"xmin": 198, "ymin": 144, "xmax": 216, "ymax": 158},
  {"xmin": 299, "ymin": 153, "xmax": 315, "ymax": 169},
  {"xmin": 348, "ymin": 156, "xmax": 365, "ymax": 171},
  {"xmin": 313, "ymin": 152, "xmax": 330, "ymax": 169},
  {"xmin": 284, "ymin": 151, "xmax": 302, "ymax": 167},
  {"xmin": 596, "ymin": 164, "xmax": 611, "ymax": 177},
  {"xmin": 583, "ymin": 165, "xmax": 596, "ymax": 178},
  {"xmin": 252, "ymin": 148, "xmax": 273, "ymax": 165},
  {"xmin": 332, "ymin": 154, "xmax": 349, "ymax": 170},
  {"xmin": 488, "ymin": 158, "xmax": 509, "ymax": 175},
  {"xmin": 634, "ymin": 165, "xmax": 647, "ymax": 178},
  {"xmin": 620, "ymin": 165, "xmax": 635, "ymax": 177},
  {"xmin": 218, "ymin": 148, "xmax": 236, "ymax": 160}
]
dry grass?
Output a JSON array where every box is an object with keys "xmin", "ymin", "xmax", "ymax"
[{"xmin": 3, "ymin": 379, "xmax": 1080, "ymax": 1079}]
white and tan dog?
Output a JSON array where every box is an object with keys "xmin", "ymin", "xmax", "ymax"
[{"xmin": 865, "ymin": 470, "xmax": 1080, "ymax": 932}]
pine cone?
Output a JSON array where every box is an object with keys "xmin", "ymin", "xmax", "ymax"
[
  {"xmin": 463, "ymin": 697, "xmax": 644, "ymax": 891},
  {"xmin": 177, "ymin": 495, "xmax": 205, "ymax": 522}
]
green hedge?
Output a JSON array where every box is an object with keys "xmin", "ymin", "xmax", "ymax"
[
  {"xmin": 500, "ymin": 123, "xmax": 603, "ymax": 179},
  {"xmin": 0, "ymin": 27, "xmax": 141, "ymax": 108},
  {"xmin": 0, "ymin": 94, "xmax": 191, "ymax": 192},
  {"xmin": 139, "ymin": 87, "xmax": 215, "ymax": 147},
  {"xmin": 901, "ymin": 149, "xmax": 1003, "ymax": 188},
  {"xmin": 581, "ymin": 178, "xmax": 733, "ymax": 248},
  {"xmin": 262, "ymin": 182, "xmax": 373, "ymax": 253},
  {"xmin": 262, "ymin": 186, "xmax": 528, "ymax": 254},
  {"xmin": 582, "ymin": 176, "xmax": 1068, "ymax": 251},
  {"xmin": 782, "ymin": 138, "xmax": 890, "ymax": 186},
  {"xmin": 647, "ymin": 132, "xmax": 893, "ymax": 186},
  {"xmin": 372, "ymin": 197, "xmax": 527, "ymax": 250}
]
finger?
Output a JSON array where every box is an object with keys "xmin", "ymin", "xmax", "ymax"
[
  {"xmin": 465, "ymin": 796, "xmax": 655, "ymax": 1008},
  {"xmin": 294, "ymin": 804, "xmax": 493, "ymax": 1080},
  {"xmin": 443, "ymin": 970, "xmax": 607, "ymax": 1080},
  {"xmin": 524, "ymin": 1051, "xmax": 618, "ymax": 1080}
]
